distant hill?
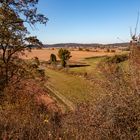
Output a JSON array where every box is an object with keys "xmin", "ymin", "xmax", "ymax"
[
  {"xmin": 44, "ymin": 43, "xmax": 129, "ymax": 48},
  {"xmin": 44, "ymin": 43, "xmax": 101, "ymax": 48},
  {"xmin": 104, "ymin": 42, "xmax": 129, "ymax": 47}
]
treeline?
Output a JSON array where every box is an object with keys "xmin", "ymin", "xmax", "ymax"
[{"xmin": 44, "ymin": 42, "xmax": 129, "ymax": 48}]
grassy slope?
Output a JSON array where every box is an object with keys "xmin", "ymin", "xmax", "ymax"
[
  {"xmin": 45, "ymin": 53, "xmax": 129, "ymax": 107},
  {"xmin": 45, "ymin": 68, "xmax": 95, "ymax": 104}
]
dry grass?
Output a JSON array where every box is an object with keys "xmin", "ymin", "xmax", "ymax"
[
  {"xmin": 2, "ymin": 46, "xmax": 139, "ymax": 140},
  {"xmin": 0, "ymin": 65, "xmax": 62, "ymax": 139},
  {"xmin": 61, "ymin": 47, "xmax": 140, "ymax": 140},
  {"xmin": 21, "ymin": 48, "xmax": 122, "ymax": 61}
]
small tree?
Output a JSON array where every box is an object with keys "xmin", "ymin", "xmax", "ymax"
[
  {"xmin": 78, "ymin": 47, "xmax": 83, "ymax": 51},
  {"xmin": 50, "ymin": 54, "xmax": 57, "ymax": 64},
  {"xmin": 58, "ymin": 48, "xmax": 71, "ymax": 67},
  {"xmin": 106, "ymin": 48, "xmax": 110, "ymax": 52}
]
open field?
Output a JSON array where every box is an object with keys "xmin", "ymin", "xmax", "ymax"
[
  {"xmin": 1, "ymin": 47, "xmax": 128, "ymax": 109},
  {"xmin": 19, "ymin": 47, "xmax": 129, "ymax": 111},
  {"xmin": 21, "ymin": 48, "xmax": 128, "ymax": 108},
  {"xmin": 21, "ymin": 48, "xmax": 124, "ymax": 61}
]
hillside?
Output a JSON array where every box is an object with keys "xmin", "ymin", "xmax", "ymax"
[{"xmin": 44, "ymin": 42, "xmax": 129, "ymax": 48}]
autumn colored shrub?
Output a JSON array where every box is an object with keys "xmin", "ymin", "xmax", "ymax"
[
  {"xmin": 79, "ymin": 47, "xmax": 83, "ymax": 51},
  {"xmin": 103, "ymin": 54, "xmax": 128, "ymax": 64},
  {"xmin": 85, "ymin": 48, "xmax": 90, "ymax": 51},
  {"xmin": 110, "ymin": 49, "xmax": 116, "ymax": 52},
  {"xmin": 0, "ymin": 83, "xmax": 62, "ymax": 140},
  {"xmin": 50, "ymin": 54, "xmax": 57, "ymax": 64}
]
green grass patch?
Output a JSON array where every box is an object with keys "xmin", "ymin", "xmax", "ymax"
[
  {"xmin": 69, "ymin": 57, "xmax": 104, "ymax": 76},
  {"xmin": 45, "ymin": 68, "xmax": 95, "ymax": 104}
]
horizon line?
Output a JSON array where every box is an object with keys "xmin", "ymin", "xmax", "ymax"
[{"xmin": 44, "ymin": 42, "xmax": 129, "ymax": 45}]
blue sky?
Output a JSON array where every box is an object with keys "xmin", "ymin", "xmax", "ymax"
[{"xmin": 29, "ymin": 0, "xmax": 140, "ymax": 44}]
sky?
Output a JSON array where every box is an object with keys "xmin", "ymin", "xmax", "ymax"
[{"xmin": 28, "ymin": 0, "xmax": 140, "ymax": 44}]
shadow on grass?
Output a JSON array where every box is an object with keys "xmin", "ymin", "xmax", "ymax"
[{"xmin": 69, "ymin": 64, "xmax": 90, "ymax": 68}]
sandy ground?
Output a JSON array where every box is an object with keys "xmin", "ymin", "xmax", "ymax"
[{"xmin": 21, "ymin": 48, "xmax": 119, "ymax": 61}]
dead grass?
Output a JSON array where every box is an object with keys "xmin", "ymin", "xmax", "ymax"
[{"xmin": 21, "ymin": 48, "xmax": 123, "ymax": 61}]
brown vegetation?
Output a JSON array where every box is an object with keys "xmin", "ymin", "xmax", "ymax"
[
  {"xmin": 61, "ymin": 46, "xmax": 140, "ymax": 140},
  {"xmin": 0, "ymin": 1, "xmax": 139, "ymax": 140},
  {"xmin": 1, "ymin": 47, "xmax": 140, "ymax": 140},
  {"xmin": 21, "ymin": 48, "xmax": 121, "ymax": 61}
]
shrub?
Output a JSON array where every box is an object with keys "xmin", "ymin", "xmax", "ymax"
[
  {"xmin": 50, "ymin": 54, "xmax": 57, "ymax": 64},
  {"xmin": 78, "ymin": 47, "xmax": 83, "ymax": 51},
  {"xmin": 103, "ymin": 54, "xmax": 128, "ymax": 64},
  {"xmin": 30, "ymin": 57, "xmax": 40, "ymax": 68},
  {"xmin": 37, "ymin": 68, "xmax": 45, "ymax": 77},
  {"xmin": 0, "ymin": 78, "xmax": 62, "ymax": 140},
  {"xmin": 110, "ymin": 49, "xmax": 116, "ymax": 52},
  {"xmin": 34, "ymin": 57, "xmax": 40, "ymax": 66},
  {"xmin": 85, "ymin": 48, "xmax": 90, "ymax": 51},
  {"xmin": 106, "ymin": 48, "xmax": 110, "ymax": 52}
]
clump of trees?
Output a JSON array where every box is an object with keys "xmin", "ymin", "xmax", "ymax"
[
  {"xmin": 58, "ymin": 48, "xmax": 71, "ymax": 67},
  {"xmin": 103, "ymin": 54, "xmax": 128, "ymax": 64}
]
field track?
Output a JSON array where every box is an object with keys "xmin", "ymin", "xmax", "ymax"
[{"xmin": 46, "ymin": 83, "xmax": 75, "ymax": 111}]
